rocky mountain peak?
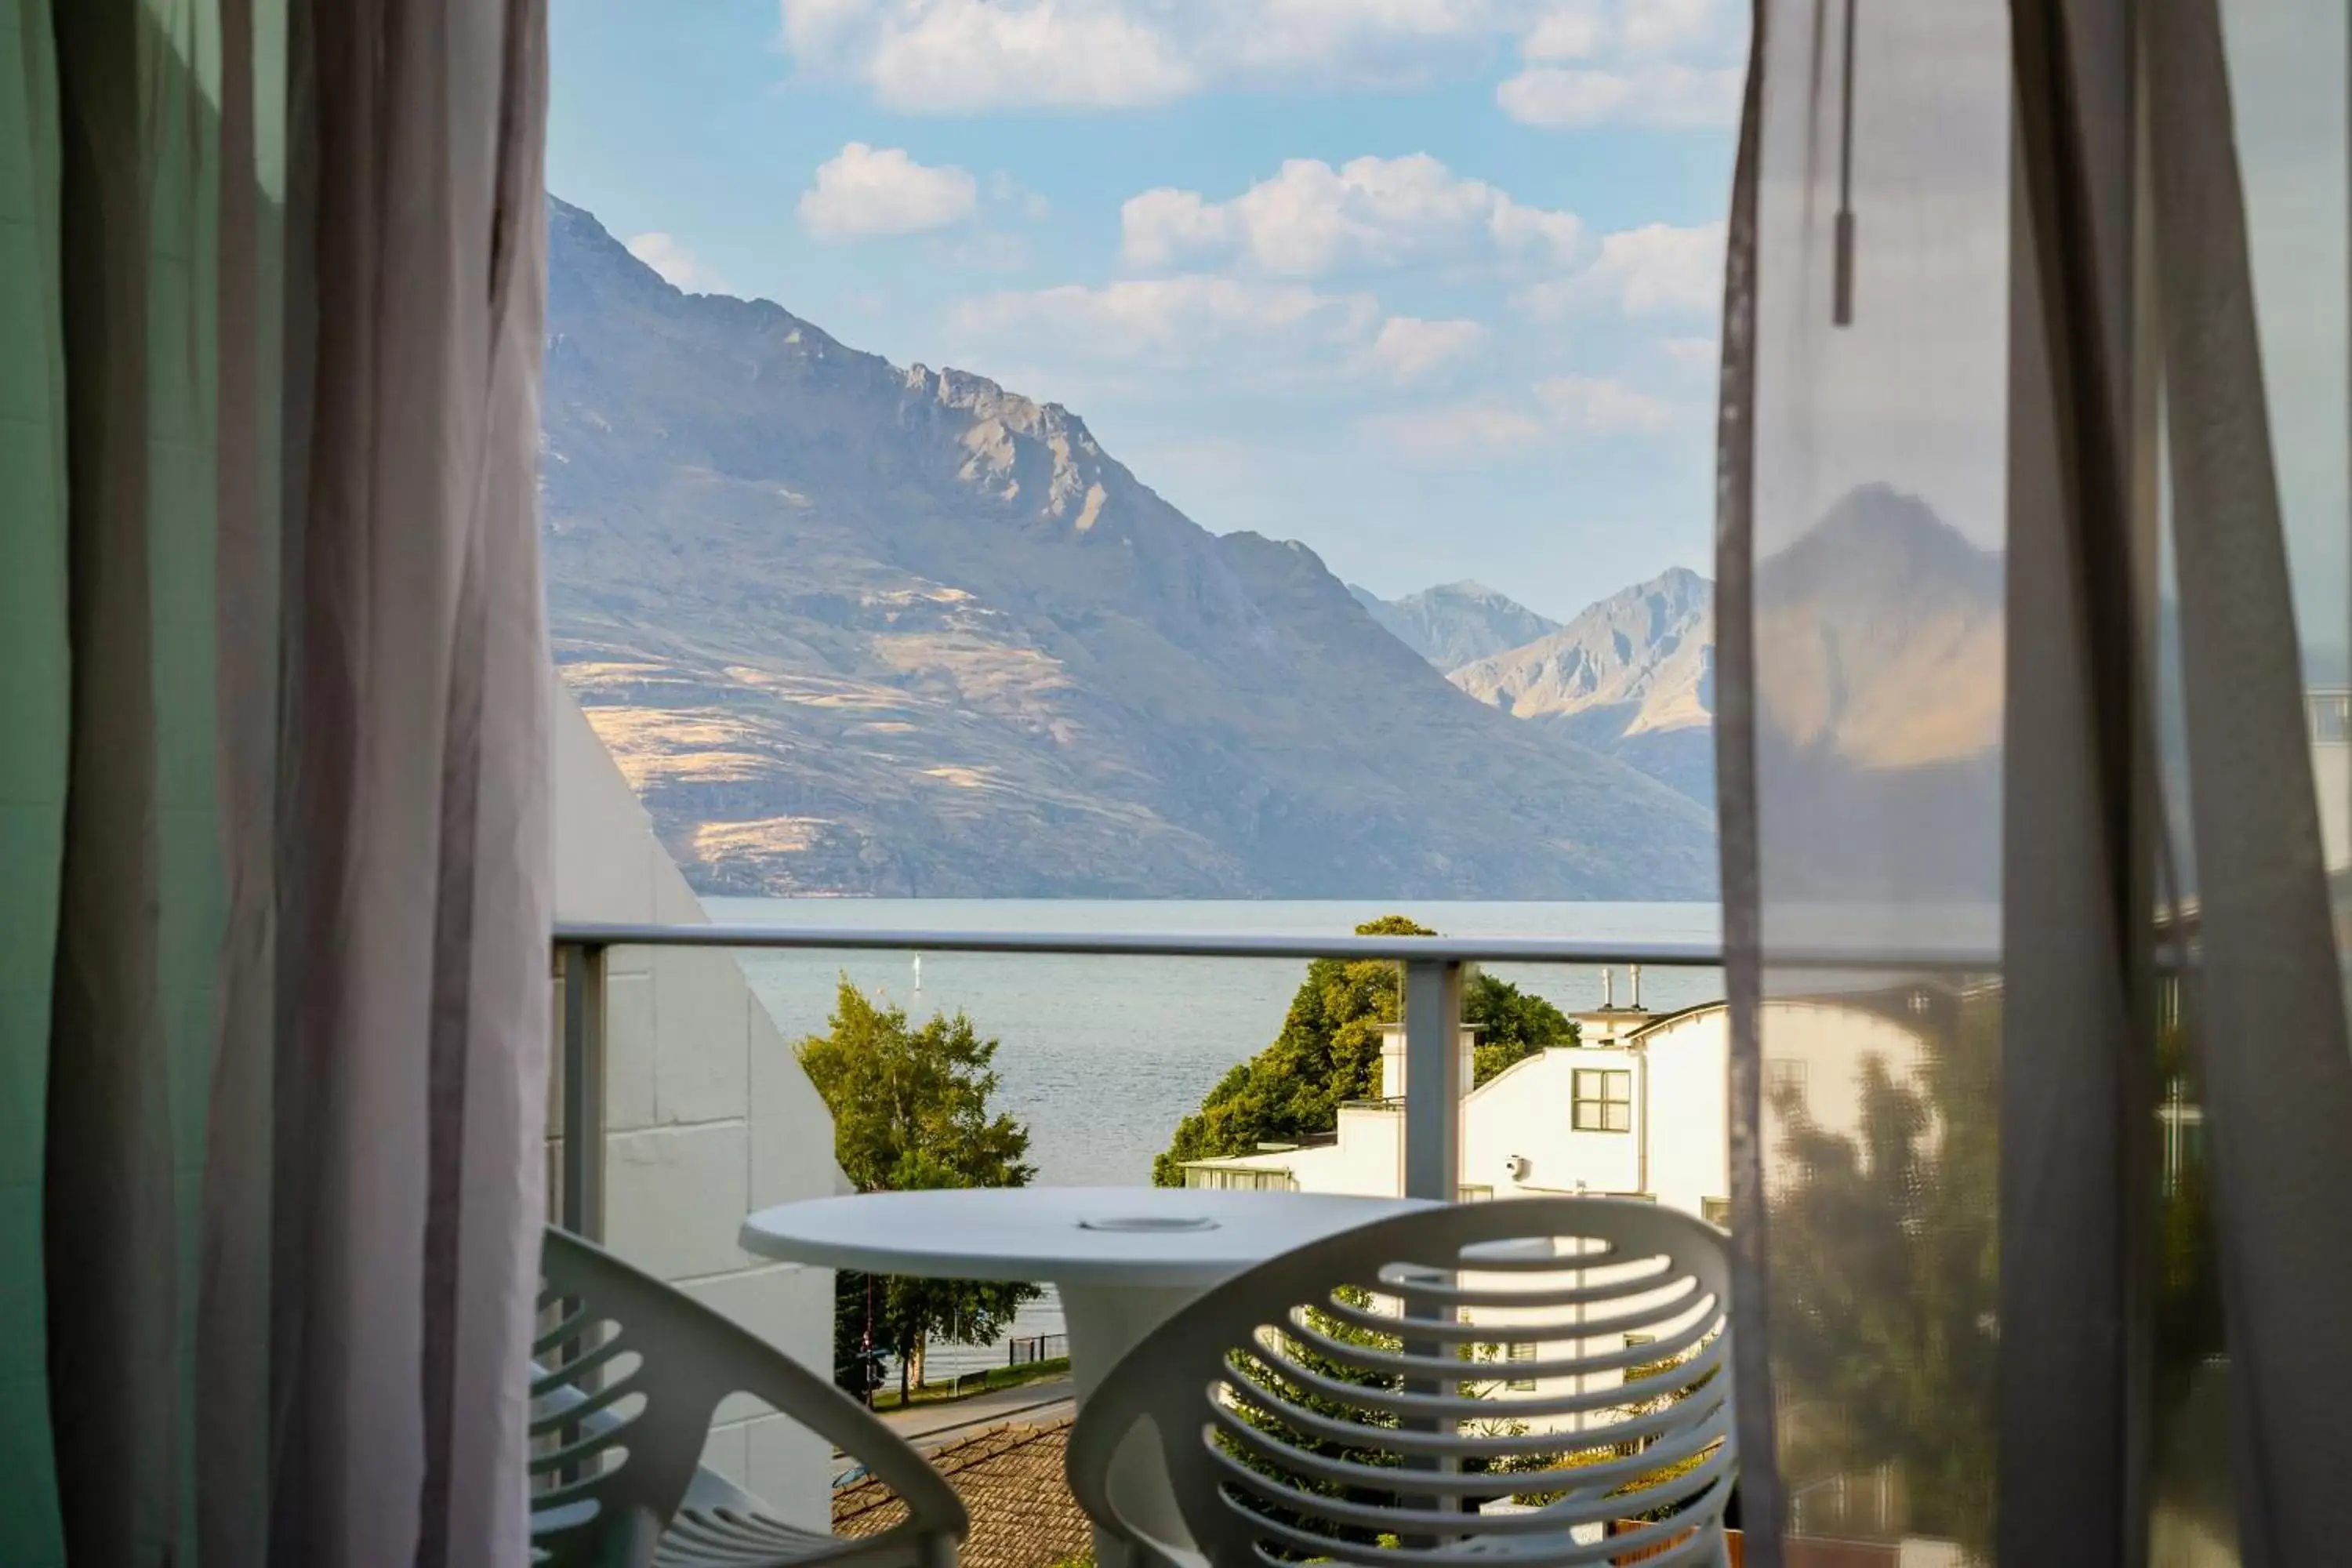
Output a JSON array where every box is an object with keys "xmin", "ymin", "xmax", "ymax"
[
  {"xmin": 1445, "ymin": 566, "xmax": 1717, "ymax": 801},
  {"xmin": 907, "ymin": 361, "xmax": 1111, "ymax": 529},
  {"xmin": 1348, "ymin": 579, "xmax": 1564, "ymax": 672},
  {"xmin": 536, "ymin": 194, "xmax": 1718, "ymax": 898}
]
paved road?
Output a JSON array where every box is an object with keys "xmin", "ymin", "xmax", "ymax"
[{"xmin": 833, "ymin": 1376, "xmax": 1077, "ymax": 1479}]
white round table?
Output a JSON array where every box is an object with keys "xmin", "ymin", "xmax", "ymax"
[{"xmin": 740, "ymin": 1185, "xmax": 1430, "ymax": 1564}]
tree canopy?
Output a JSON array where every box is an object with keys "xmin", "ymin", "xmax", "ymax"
[
  {"xmin": 1152, "ymin": 916, "xmax": 1577, "ymax": 1185},
  {"xmin": 797, "ymin": 979, "xmax": 1039, "ymax": 1399}
]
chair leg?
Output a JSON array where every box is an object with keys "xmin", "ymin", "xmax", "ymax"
[
  {"xmin": 597, "ymin": 1505, "xmax": 665, "ymax": 1568},
  {"xmin": 917, "ymin": 1527, "xmax": 959, "ymax": 1568}
]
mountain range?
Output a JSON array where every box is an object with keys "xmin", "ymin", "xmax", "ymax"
[
  {"xmin": 1441, "ymin": 568, "xmax": 1715, "ymax": 802},
  {"xmin": 539, "ymin": 197, "xmax": 1719, "ymax": 898},
  {"xmin": 1345, "ymin": 581, "xmax": 1563, "ymax": 671},
  {"xmin": 1362, "ymin": 489, "xmax": 2007, "ymax": 864}
]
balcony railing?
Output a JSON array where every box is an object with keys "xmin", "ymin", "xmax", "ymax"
[{"xmin": 546, "ymin": 919, "xmax": 1768, "ymax": 1238}]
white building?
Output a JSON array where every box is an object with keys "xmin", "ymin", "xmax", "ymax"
[
  {"xmin": 554, "ymin": 683, "xmax": 847, "ymax": 1525},
  {"xmin": 1178, "ymin": 981, "xmax": 1939, "ymax": 1231},
  {"xmin": 1181, "ymin": 977, "xmax": 1944, "ymax": 1458}
]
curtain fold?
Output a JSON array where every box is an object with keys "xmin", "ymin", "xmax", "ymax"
[
  {"xmin": 1998, "ymin": 2, "xmax": 2148, "ymax": 1562},
  {"xmin": 13, "ymin": 2, "xmax": 554, "ymax": 1563},
  {"xmin": 44, "ymin": 0, "xmax": 176, "ymax": 1558},
  {"xmin": 267, "ymin": 2, "xmax": 554, "ymax": 1563},
  {"xmin": 1712, "ymin": 6, "xmax": 1778, "ymax": 1563},
  {"xmin": 1723, "ymin": 0, "xmax": 2352, "ymax": 1563},
  {"xmin": 0, "ymin": 1, "xmax": 67, "ymax": 1559},
  {"xmin": 2145, "ymin": 2, "xmax": 2352, "ymax": 1561}
]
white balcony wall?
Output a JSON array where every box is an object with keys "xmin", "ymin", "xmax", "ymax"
[{"xmin": 554, "ymin": 681, "xmax": 846, "ymax": 1528}]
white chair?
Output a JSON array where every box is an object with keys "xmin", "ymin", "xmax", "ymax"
[
  {"xmin": 532, "ymin": 1227, "xmax": 967, "ymax": 1568},
  {"xmin": 1065, "ymin": 1196, "xmax": 1734, "ymax": 1568}
]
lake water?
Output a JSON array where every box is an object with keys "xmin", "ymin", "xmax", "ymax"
[
  {"xmin": 704, "ymin": 898, "xmax": 1722, "ymax": 1377},
  {"xmin": 703, "ymin": 898, "xmax": 1724, "ymax": 1189}
]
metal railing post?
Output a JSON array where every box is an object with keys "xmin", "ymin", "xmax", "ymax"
[
  {"xmin": 1400, "ymin": 956, "xmax": 1465, "ymax": 1202},
  {"xmin": 1399, "ymin": 958, "xmax": 1465, "ymax": 1541},
  {"xmin": 557, "ymin": 940, "xmax": 608, "ymax": 1240}
]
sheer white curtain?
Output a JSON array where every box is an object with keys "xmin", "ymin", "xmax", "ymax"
[{"xmin": 8, "ymin": 3, "xmax": 553, "ymax": 1564}]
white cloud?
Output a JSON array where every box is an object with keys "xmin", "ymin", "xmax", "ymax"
[
  {"xmin": 1499, "ymin": 0, "xmax": 1743, "ymax": 129},
  {"xmin": 1618, "ymin": 0, "xmax": 1722, "ymax": 55},
  {"xmin": 1496, "ymin": 64, "xmax": 1740, "ymax": 129},
  {"xmin": 779, "ymin": 0, "xmax": 1690, "ymax": 113},
  {"xmin": 1517, "ymin": 220, "xmax": 1726, "ymax": 319},
  {"xmin": 950, "ymin": 274, "xmax": 1382, "ymax": 370},
  {"xmin": 798, "ymin": 143, "xmax": 979, "ymax": 240},
  {"xmin": 875, "ymin": 2, "xmax": 1193, "ymax": 111},
  {"xmin": 1120, "ymin": 154, "xmax": 1581, "ymax": 278},
  {"xmin": 1365, "ymin": 316, "xmax": 1488, "ymax": 383},
  {"xmin": 1521, "ymin": 2, "xmax": 1605, "ymax": 60},
  {"xmin": 625, "ymin": 232, "xmax": 730, "ymax": 293},
  {"xmin": 1533, "ymin": 373, "xmax": 1674, "ymax": 433},
  {"xmin": 1120, "ymin": 188, "xmax": 1234, "ymax": 272},
  {"xmin": 782, "ymin": 1, "xmax": 1192, "ymax": 112},
  {"xmin": 1214, "ymin": 0, "xmax": 1506, "ymax": 78}
]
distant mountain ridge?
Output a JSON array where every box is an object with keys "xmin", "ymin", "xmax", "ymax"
[
  {"xmin": 538, "ymin": 197, "xmax": 1717, "ymax": 898},
  {"xmin": 1346, "ymin": 580, "xmax": 1563, "ymax": 671},
  {"xmin": 1447, "ymin": 567, "xmax": 1716, "ymax": 801},
  {"xmin": 1363, "ymin": 487, "xmax": 2010, "ymax": 884}
]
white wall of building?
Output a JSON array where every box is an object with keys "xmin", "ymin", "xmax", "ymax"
[
  {"xmin": 1189, "ymin": 998, "xmax": 1929, "ymax": 1219},
  {"xmin": 554, "ymin": 683, "xmax": 844, "ymax": 1526}
]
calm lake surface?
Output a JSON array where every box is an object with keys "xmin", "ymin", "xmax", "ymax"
[
  {"xmin": 703, "ymin": 898, "xmax": 1724, "ymax": 1189},
  {"xmin": 705, "ymin": 898, "xmax": 1722, "ymax": 1375}
]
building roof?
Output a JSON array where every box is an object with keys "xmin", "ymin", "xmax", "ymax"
[
  {"xmin": 1623, "ymin": 1000, "xmax": 1728, "ymax": 1043},
  {"xmin": 833, "ymin": 1418, "xmax": 1093, "ymax": 1568}
]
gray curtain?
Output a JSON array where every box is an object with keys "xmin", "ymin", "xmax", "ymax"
[
  {"xmin": 2144, "ymin": 2, "xmax": 2352, "ymax": 1561},
  {"xmin": 6, "ymin": 2, "xmax": 554, "ymax": 1564},
  {"xmin": 1720, "ymin": 0, "xmax": 2352, "ymax": 1563}
]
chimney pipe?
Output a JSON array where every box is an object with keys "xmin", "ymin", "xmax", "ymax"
[
  {"xmin": 1602, "ymin": 967, "xmax": 1614, "ymax": 1009},
  {"xmin": 1630, "ymin": 963, "xmax": 1642, "ymax": 1010}
]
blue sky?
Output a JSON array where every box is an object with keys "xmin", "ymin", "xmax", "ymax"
[{"xmin": 546, "ymin": 1, "xmax": 1745, "ymax": 622}]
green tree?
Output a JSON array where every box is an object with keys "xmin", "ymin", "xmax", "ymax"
[
  {"xmin": 797, "ymin": 979, "xmax": 1040, "ymax": 1403},
  {"xmin": 1152, "ymin": 916, "xmax": 1577, "ymax": 1185},
  {"xmin": 1467, "ymin": 972, "xmax": 1577, "ymax": 1085}
]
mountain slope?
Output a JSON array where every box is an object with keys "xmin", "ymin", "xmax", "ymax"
[
  {"xmin": 1347, "ymin": 580, "xmax": 1563, "ymax": 671},
  {"xmin": 1450, "ymin": 567, "xmax": 1716, "ymax": 800},
  {"xmin": 539, "ymin": 198, "xmax": 1717, "ymax": 898}
]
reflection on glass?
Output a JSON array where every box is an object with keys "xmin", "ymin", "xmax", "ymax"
[{"xmin": 1762, "ymin": 979, "xmax": 1998, "ymax": 1556}]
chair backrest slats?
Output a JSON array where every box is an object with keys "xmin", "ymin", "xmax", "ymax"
[
  {"xmin": 528, "ymin": 1226, "xmax": 971, "ymax": 1568},
  {"xmin": 1067, "ymin": 1196, "xmax": 1736, "ymax": 1568}
]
